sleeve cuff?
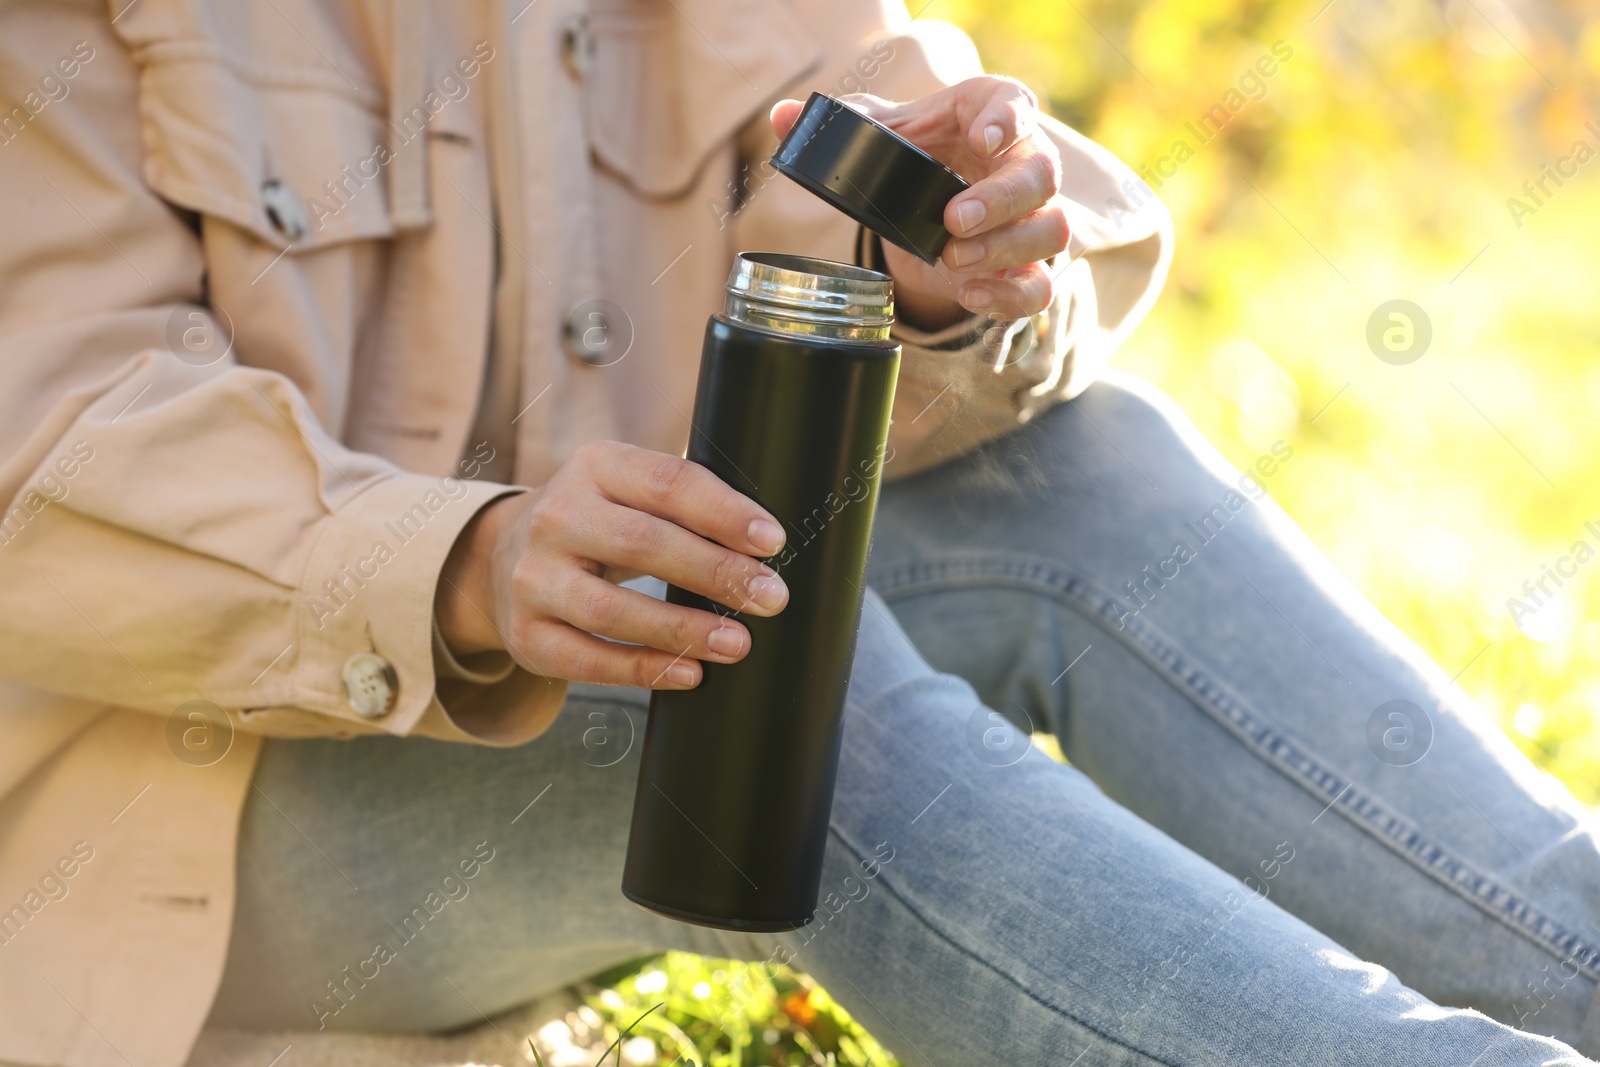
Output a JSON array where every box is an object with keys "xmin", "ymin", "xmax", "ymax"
[
  {"xmin": 882, "ymin": 296, "xmax": 1063, "ymax": 479},
  {"xmin": 433, "ymin": 616, "xmax": 518, "ymax": 685},
  {"xmin": 286, "ymin": 473, "xmax": 538, "ymax": 738}
]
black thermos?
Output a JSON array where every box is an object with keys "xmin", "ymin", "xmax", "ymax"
[{"xmin": 621, "ymin": 252, "xmax": 900, "ymax": 930}]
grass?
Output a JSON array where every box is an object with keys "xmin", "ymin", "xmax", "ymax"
[{"xmin": 538, "ymin": 953, "xmax": 901, "ymax": 1067}]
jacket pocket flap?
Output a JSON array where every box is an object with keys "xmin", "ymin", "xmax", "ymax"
[{"xmin": 135, "ymin": 44, "xmax": 396, "ymax": 249}]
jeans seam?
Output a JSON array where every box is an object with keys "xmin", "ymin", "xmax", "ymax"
[
  {"xmin": 820, "ymin": 823, "xmax": 1178, "ymax": 1066},
  {"xmin": 871, "ymin": 550, "xmax": 1600, "ymax": 984}
]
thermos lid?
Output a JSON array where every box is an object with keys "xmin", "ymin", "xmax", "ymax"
[{"xmin": 770, "ymin": 92, "xmax": 971, "ymax": 266}]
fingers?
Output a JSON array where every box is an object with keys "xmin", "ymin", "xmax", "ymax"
[
  {"xmin": 499, "ymin": 442, "xmax": 798, "ymax": 691},
  {"xmin": 945, "ymin": 140, "xmax": 1062, "ymax": 240},
  {"xmin": 963, "ymin": 76, "xmax": 1039, "ymax": 160},
  {"xmin": 577, "ymin": 500, "xmax": 789, "ymax": 617},
  {"xmin": 578, "ymin": 441, "xmax": 786, "ymax": 557},
  {"xmin": 956, "ymin": 262, "xmax": 1057, "ymax": 320},
  {"xmin": 553, "ymin": 573, "xmax": 751, "ymax": 666},
  {"xmin": 944, "ymin": 198, "xmax": 1071, "ymax": 274},
  {"xmin": 518, "ymin": 623, "xmax": 705, "ymax": 690}
]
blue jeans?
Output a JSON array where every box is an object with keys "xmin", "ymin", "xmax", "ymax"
[{"xmin": 211, "ymin": 372, "xmax": 1600, "ymax": 1065}]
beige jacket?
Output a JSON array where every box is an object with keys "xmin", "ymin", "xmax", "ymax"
[{"xmin": 0, "ymin": 0, "xmax": 1170, "ymax": 1063}]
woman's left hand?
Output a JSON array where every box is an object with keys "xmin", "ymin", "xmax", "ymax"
[{"xmin": 771, "ymin": 76, "xmax": 1070, "ymax": 331}]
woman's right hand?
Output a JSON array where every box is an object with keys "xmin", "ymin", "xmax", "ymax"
[{"xmin": 434, "ymin": 441, "xmax": 789, "ymax": 690}]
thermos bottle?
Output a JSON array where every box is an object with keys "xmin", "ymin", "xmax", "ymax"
[
  {"xmin": 622, "ymin": 93, "xmax": 969, "ymax": 930},
  {"xmin": 620, "ymin": 251, "xmax": 900, "ymax": 930}
]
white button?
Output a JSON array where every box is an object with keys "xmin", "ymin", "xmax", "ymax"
[
  {"xmin": 559, "ymin": 15, "xmax": 593, "ymax": 80},
  {"xmin": 342, "ymin": 652, "xmax": 397, "ymax": 718},
  {"xmin": 262, "ymin": 179, "xmax": 308, "ymax": 241}
]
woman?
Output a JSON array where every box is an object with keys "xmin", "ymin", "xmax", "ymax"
[{"xmin": 0, "ymin": 0, "xmax": 1595, "ymax": 1064}]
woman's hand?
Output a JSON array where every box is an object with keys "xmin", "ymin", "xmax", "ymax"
[
  {"xmin": 434, "ymin": 441, "xmax": 789, "ymax": 690},
  {"xmin": 771, "ymin": 76, "xmax": 1071, "ymax": 331}
]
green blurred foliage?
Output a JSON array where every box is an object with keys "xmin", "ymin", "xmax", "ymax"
[
  {"xmin": 941, "ymin": 0, "xmax": 1600, "ymax": 803},
  {"xmin": 580, "ymin": 952, "xmax": 901, "ymax": 1066}
]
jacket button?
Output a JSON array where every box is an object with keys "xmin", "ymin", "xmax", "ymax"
[
  {"xmin": 559, "ymin": 14, "xmax": 593, "ymax": 80},
  {"xmin": 564, "ymin": 303, "xmax": 611, "ymax": 364},
  {"xmin": 262, "ymin": 179, "xmax": 308, "ymax": 241},
  {"xmin": 342, "ymin": 652, "xmax": 397, "ymax": 718},
  {"xmin": 563, "ymin": 299, "xmax": 634, "ymax": 367}
]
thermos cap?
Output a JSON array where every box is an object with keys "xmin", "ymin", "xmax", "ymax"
[{"xmin": 770, "ymin": 92, "xmax": 971, "ymax": 266}]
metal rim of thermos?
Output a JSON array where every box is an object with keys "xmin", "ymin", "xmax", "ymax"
[{"xmin": 724, "ymin": 252, "xmax": 894, "ymax": 343}]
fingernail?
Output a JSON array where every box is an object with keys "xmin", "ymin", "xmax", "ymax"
[
  {"xmin": 707, "ymin": 625, "xmax": 744, "ymax": 659},
  {"xmin": 747, "ymin": 517, "xmax": 785, "ymax": 555},
  {"xmin": 955, "ymin": 198, "xmax": 986, "ymax": 235},
  {"xmin": 747, "ymin": 574, "xmax": 788, "ymax": 613},
  {"xmin": 666, "ymin": 663, "xmax": 698, "ymax": 688},
  {"xmin": 962, "ymin": 287, "xmax": 993, "ymax": 310},
  {"xmin": 950, "ymin": 239, "xmax": 983, "ymax": 269},
  {"xmin": 984, "ymin": 124, "xmax": 1004, "ymax": 156}
]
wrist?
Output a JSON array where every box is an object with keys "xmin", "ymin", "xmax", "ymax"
[
  {"xmin": 863, "ymin": 228, "xmax": 973, "ymax": 333},
  {"xmin": 435, "ymin": 493, "xmax": 517, "ymax": 656}
]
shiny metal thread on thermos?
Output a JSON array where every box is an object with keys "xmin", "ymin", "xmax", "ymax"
[{"xmin": 723, "ymin": 252, "xmax": 894, "ymax": 343}]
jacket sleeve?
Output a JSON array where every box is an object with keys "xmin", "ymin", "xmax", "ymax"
[
  {"xmin": 732, "ymin": 0, "xmax": 1173, "ymax": 478},
  {"xmin": 0, "ymin": 2, "xmax": 557, "ymax": 747}
]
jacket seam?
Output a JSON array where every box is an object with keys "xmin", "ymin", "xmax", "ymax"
[{"xmin": 871, "ymin": 550, "xmax": 1600, "ymax": 984}]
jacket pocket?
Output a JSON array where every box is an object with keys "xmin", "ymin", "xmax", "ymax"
[
  {"xmin": 131, "ymin": 40, "xmax": 397, "ymax": 250},
  {"xmin": 582, "ymin": 0, "xmax": 820, "ymax": 199}
]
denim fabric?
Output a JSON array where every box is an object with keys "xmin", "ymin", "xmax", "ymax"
[{"xmin": 211, "ymin": 372, "xmax": 1600, "ymax": 1065}]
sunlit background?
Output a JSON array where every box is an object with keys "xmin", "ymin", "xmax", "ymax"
[
  {"xmin": 946, "ymin": 0, "xmax": 1600, "ymax": 802},
  {"xmin": 573, "ymin": 1, "xmax": 1600, "ymax": 1061}
]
